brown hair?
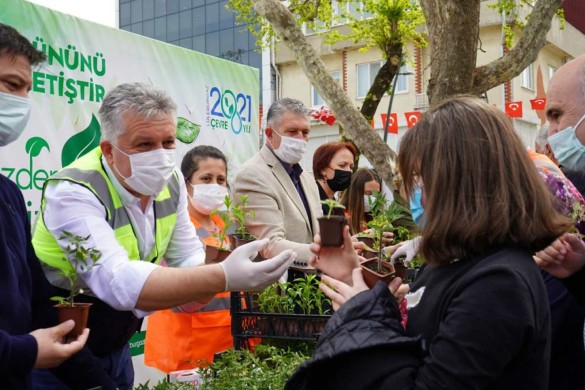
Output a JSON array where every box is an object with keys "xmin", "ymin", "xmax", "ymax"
[
  {"xmin": 312, "ymin": 141, "xmax": 357, "ymax": 180},
  {"xmin": 341, "ymin": 168, "xmax": 380, "ymax": 234},
  {"xmin": 398, "ymin": 95, "xmax": 572, "ymax": 265}
]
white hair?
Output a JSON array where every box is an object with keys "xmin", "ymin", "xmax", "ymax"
[{"xmin": 98, "ymin": 82, "xmax": 177, "ymax": 142}]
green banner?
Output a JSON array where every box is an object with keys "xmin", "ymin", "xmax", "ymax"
[{"xmin": 0, "ymin": 0, "xmax": 260, "ymax": 220}]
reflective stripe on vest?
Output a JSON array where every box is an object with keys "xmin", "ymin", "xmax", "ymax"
[
  {"xmin": 32, "ymin": 147, "xmax": 180, "ymax": 287},
  {"xmin": 193, "ymin": 293, "xmax": 231, "ymax": 312}
]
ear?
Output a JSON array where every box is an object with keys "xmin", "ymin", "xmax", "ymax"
[
  {"xmin": 265, "ymin": 127, "xmax": 273, "ymax": 139},
  {"xmin": 100, "ymin": 140, "xmax": 113, "ymax": 165}
]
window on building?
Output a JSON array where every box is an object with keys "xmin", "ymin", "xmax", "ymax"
[
  {"xmin": 548, "ymin": 66, "xmax": 557, "ymax": 81},
  {"xmin": 357, "ymin": 62, "xmax": 408, "ymax": 99},
  {"xmin": 521, "ymin": 65, "xmax": 534, "ymax": 90},
  {"xmin": 312, "ymin": 71, "xmax": 341, "ymax": 107}
]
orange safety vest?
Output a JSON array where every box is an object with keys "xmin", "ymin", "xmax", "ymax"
[{"xmin": 144, "ymin": 214, "xmax": 233, "ymax": 372}]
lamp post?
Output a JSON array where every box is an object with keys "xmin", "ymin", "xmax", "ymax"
[{"xmin": 383, "ymin": 59, "xmax": 414, "ymax": 143}]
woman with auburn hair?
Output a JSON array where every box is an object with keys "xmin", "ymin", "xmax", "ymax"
[
  {"xmin": 340, "ymin": 168, "xmax": 381, "ymax": 234},
  {"xmin": 286, "ymin": 95, "xmax": 572, "ymax": 389},
  {"xmin": 313, "ymin": 141, "xmax": 357, "ymax": 216}
]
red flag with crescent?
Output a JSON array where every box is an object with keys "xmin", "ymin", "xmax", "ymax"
[
  {"xmin": 381, "ymin": 113, "xmax": 398, "ymax": 134},
  {"xmin": 505, "ymin": 101, "xmax": 523, "ymax": 118},
  {"xmin": 530, "ymin": 98, "xmax": 546, "ymax": 111},
  {"xmin": 404, "ymin": 111, "xmax": 421, "ymax": 129}
]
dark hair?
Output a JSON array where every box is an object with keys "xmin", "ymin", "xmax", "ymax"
[
  {"xmin": 0, "ymin": 23, "xmax": 46, "ymax": 66},
  {"xmin": 398, "ymin": 95, "xmax": 572, "ymax": 265},
  {"xmin": 312, "ymin": 141, "xmax": 357, "ymax": 180},
  {"xmin": 341, "ymin": 168, "xmax": 380, "ymax": 234},
  {"xmin": 181, "ymin": 145, "xmax": 228, "ymax": 183}
]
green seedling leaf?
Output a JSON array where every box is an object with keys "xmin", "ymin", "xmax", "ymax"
[
  {"xmin": 61, "ymin": 114, "xmax": 102, "ymax": 168},
  {"xmin": 176, "ymin": 117, "xmax": 201, "ymax": 144}
]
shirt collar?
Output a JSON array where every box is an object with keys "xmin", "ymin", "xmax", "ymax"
[
  {"xmin": 101, "ymin": 155, "xmax": 152, "ymax": 206},
  {"xmin": 269, "ymin": 147, "xmax": 304, "ymax": 178}
]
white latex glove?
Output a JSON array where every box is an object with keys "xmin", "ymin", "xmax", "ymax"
[
  {"xmin": 389, "ymin": 236, "xmax": 421, "ymax": 266},
  {"xmin": 219, "ymin": 238, "xmax": 296, "ymax": 291}
]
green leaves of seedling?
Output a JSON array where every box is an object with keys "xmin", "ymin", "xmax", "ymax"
[{"xmin": 176, "ymin": 117, "xmax": 201, "ymax": 144}]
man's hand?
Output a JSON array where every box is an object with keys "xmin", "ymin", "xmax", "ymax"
[
  {"xmin": 31, "ymin": 320, "xmax": 89, "ymax": 369},
  {"xmin": 535, "ymin": 233, "xmax": 585, "ymax": 278},
  {"xmin": 220, "ymin": 238, "xmax": 296, "ymax": 291},
  {"xmin": 309, "ymin": 225, "xmax": 360, "ymax": 285}
]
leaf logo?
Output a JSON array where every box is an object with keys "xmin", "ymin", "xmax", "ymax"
[
  {"xmin": 61, "ymin": 114, "xmax": 102, "ymax": 168},
  {"xmin": 26, "ymin": 137, "xmax": 50, "ymax": 158},
  {"xmin": 176, "ymin": 117, "xmax": 201, "ymax": 144}
]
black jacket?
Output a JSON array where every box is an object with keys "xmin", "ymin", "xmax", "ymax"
[{"xmin": 288, "ymin": 247, "xmax": 550, "ymax": 390}]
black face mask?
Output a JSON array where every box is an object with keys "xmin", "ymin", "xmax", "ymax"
[{"xmin": 326, "ymin": 169, "xmax": 352, "ymax": 192}]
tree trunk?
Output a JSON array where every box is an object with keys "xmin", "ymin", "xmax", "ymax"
[
  {"xmin": 360, "ymin": 49, "xmax": 402, "ymax": 122},
  {"xmin": 254, "ymin": 0, "xmax": 398, "ymax": 186},
  {"xmin": 420, "ymin": 0, "xmax": 480, "ymax": 104}
]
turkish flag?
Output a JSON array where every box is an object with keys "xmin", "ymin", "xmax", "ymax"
[
  {"xmin": 505, "ymin": 101, "xmax": 523, "ymax": 118},
  {"xmin": 530, "ymin": 98, "xmax": 546, "ymax": 111},
  {"xmin": 381, "ymin": 113, "xmax": 398, "ymax": 134},
  {"xmin": 404, "ymin": 111, "xmax": 421, "ymax": 129}
]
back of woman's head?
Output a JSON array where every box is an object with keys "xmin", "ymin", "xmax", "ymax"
[
  {"xmin": 181, "ymin": 145, "xmax": 228, "ymax": 182},
  {"xmin": 398, "ymin": 95, "xmax": 571, "ymax": 264}
]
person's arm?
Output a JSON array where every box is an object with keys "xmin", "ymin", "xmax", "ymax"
[
  {"xmin": 233, "ymin": 168, "xmax": 313, "ymax": 262},
  {"xmin": 42, "ymin": 181, "xmax": 294, "ymax": 313}
]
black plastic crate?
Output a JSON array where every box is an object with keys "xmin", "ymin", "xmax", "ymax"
[{"xmin": 230, "ymin": 291, "xmax": 331, "ymax": 349}]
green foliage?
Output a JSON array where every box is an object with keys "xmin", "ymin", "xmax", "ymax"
[
  {"xmin": 211, "ymin": 195, "xmax": 234, "ymax": 250},
  {"xmin": 320, "ymin": 198, "xmax": 345, "ymax": 219},
  {"xmin": 50, "ymin": 231, "xmax": 101, "ymax": 307},
  {"xmin": 232, "ymin": 194, "xmax": 256, "ymax": 238},
  {"xmin": 134, "ymin": 380, "xmax": 193, "ymax": 390},
  {"xmin": 176, "ymin": 117, "xmax": 201, "ymax": 144},
  {"xmin": 258, "ymin": 275, "xmax": 331, "ymax": 315},
  {"xmin": 227, "ymin": 0, "xmax": 426, "ymax": 59},
  {"xmin": 199, "ymin": 344, "xmax": 310, "ymax": 390},
  {"xmin": 489, "ymin": 0, "xmax": 565, "ymax": 48}
]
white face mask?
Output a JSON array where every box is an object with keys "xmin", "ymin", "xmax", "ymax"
[
  {"xmin": 0, "ymin": 92, "xmax": 32, "ymax": 146},
  {"xmin": 364, "ymin": 195, "xmax": 375, "ymax": 213},
  {"xmin": 190, "ymin": 183, "xmax": 229, "ymax": 215},
  {"xmin": 269, "ymin": 130, "xmax": 307, "ymax": 164},
  {"xmin": 112, "ymin": 144, "xmax": 176, "ymax": 196},
  {"xmin": 548, "ymin": 112, "xmax": 585, "ymax": 171}
]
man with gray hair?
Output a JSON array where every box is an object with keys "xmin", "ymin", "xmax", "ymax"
[
  {"xmin": 31, "ymin": 83, "xmax": 295, "ymax": 388},
  {"xmin": 234, "ymin": 98, "xmax": 322, "ymax": 275}
]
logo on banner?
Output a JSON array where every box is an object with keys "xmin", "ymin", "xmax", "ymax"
[{"xmin": 207, "ymin": 86, "xmax": 253, "ymax": 135}]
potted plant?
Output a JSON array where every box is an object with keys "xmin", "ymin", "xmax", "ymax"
[
  {"xmin": 50, "ymin": 231, "xmax": 101, "ymax": 338},
  {"xmin": 318, "ymin": 199, "xmax": 347, "ymax": 247},
  {"xmin": 360, "ymin": 211, "xmax": 395, "ymax": 288},
  {"xmin": 205, "ymin": 195, "xmax": 236, "ymax": 264},
  {"xmin": 228, "ymin": 194, "xmax": 257, "ymax": 249}
]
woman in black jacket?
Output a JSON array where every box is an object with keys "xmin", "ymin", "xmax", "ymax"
[{"xmin": 287, "ymin": 96, "xmax": 572, "ymax": 390}]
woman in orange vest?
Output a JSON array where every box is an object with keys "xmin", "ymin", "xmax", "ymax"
[{"xmin": 144, "ymin": 145, "xmax": 233, "ymax": 373}]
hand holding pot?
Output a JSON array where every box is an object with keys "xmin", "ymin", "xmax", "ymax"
[
  {"xmin": 310, "ymin": 225, "xmax": 360, "ymax": 285},
  {"xmin": 31, "ymin": 320, "xmax": 89, "ymax": 369},
  {"xmin": 220, "ymin": 238, "xmax": 296, "ymax": 291}
]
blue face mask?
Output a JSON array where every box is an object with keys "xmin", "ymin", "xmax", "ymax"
[
  {"xmin": 548, "ymin": 112, "xmax": 585, "ymax": 171},
  {"xmin": 409, "ymin": 185, "xmax": 424, "ymax": 227}
]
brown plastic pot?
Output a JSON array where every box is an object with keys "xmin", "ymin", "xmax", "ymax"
[
  {"xmin": 393, "ymin": 258, "xmax": 408, "ymax": 279},
  {"xmin": 361, "ymin": 248, "xmax": 379, "ymax": 260},
  {"xmin": 356, "ymin": 235, "xmax": 375, "ymax": 250},
  {"xmin": 55, "ymin": 303, "xmax": 92, "ymax": 338},
  {"xmin": 318, "ymin": 215, "xmax": 347, "ymax": 247},
  {"xmin": 205, "ymin": 246, "xmax": 232, "ymax": 264},
  {"xmin": 229, "ymin": 234, "xmax": 264, "ymax": 262},
  {"xmin": 360, "ymin": 258, "xmax": 395, "ymax": 288}
]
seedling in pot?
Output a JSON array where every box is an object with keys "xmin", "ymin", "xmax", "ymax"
[{"xmin": 318, "ymin": 199, "xmax": 347, "ymax": 247}]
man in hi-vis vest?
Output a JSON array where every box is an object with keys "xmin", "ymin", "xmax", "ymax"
[{"xmin": 31, "ymin": 82, "xmax": 295, "ymax": 389}]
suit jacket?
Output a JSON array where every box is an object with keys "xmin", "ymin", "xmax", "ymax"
[{"xmin": 233, "ymin": 145, "xmax": 322, "ymax": 264}]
